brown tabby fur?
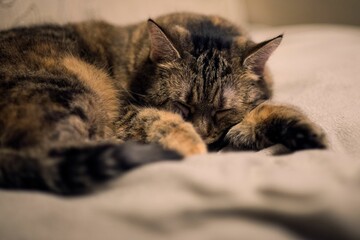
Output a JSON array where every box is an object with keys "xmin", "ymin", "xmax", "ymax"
[{"xmin": 0, "ymin": 13, "xmax": 326, "ymax": 194}]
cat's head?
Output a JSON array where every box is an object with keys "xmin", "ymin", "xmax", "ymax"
[{"xmin": 139, "ymin": 15, "xmax": 282, "ymax": 149}]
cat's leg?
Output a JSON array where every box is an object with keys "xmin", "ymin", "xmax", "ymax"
[
  {"xmin": 0, "ymin": 143, "xmax": 181, "ymax": 195},
  {"xmin": 0, "ymin": 71, "xmax": 182, "ymax": 194},
  {"xmin": 225, "ymin": 102, "xmax": 327, "ymax": 151},
  {"xmin": 116, "ymin": 107, "xmax": 207, "ymax": 156}
]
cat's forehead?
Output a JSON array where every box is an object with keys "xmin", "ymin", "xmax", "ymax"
[
  {"xmin": 194, "ymin": 49, "xmax": 232, "ymax": 80},
  {"xmin": 182, "ymin": 52, "xmax": 230, "ymax": 107}
]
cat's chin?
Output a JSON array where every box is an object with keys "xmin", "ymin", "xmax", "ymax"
[{"xmin": 206, "ymin": 135, "xmax": 228, "ymax": 152}]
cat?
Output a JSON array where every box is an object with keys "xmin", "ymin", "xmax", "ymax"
[{"xmin": 0, "ymin": 12, "xmax": 326, "ymax": 195}]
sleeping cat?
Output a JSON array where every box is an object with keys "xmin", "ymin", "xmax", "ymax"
[{"xmin": 0, "ymin": 13, "xmax": 326, "ymax": 194}]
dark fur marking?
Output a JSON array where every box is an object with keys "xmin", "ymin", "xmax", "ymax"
[
  {"xmin": 188, "ymin": 20, "xmax": 234, "ymax": 56},
  {"xmin": 3, "ymin": 130, "xmax": 32, "ymax": 149},
  {"xmin": 70, "ymin": 106, "xmax": 88, "ymax": 121}
]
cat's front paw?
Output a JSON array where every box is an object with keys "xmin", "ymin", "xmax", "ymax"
[
  {"xmin": 135, "ymin": 109, "xmax": 208, "ymax": 156},
  {"xmin": 152, "ymin": 122, "xmax": 207, "ymax": 156},
  {"xmin": 225, "ymin": 103, "xmax": 327, "ymax": 151},
  {"xmin": 265, "ymin": 119, "xmax": 327, "ymax": 151},
  {"xmin": 225, "ymin": 122, "xmax": 270, "ymax": 150}
]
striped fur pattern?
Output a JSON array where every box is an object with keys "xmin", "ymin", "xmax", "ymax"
[{"xmin": 0, "ymin": 13, "xmax": 326, "ymax": 194}]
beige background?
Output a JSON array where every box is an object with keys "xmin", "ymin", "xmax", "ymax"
[
  {"xmin": 0, "ymin": 0, "xmax": 247, "ymax": 29},
  {"xmin": 245, "ymin": 0, "xmax": 360, "ymax": 26},
  {"xmin": 1, "ymin": 0, "xmax": 359, "ymax": 30}
]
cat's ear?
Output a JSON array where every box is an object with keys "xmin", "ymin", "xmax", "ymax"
[
  {"xmin": 243, "ymin": 34, "xmax": 283, "ymax": 74},
  {"xmin": 147, "ymin": 19, "xmax": 181, "ymax": 63}
]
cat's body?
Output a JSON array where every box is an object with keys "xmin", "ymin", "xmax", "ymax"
[{"xmin": 0, "ymin": 13, "xmax": 326, "ymax": 194}]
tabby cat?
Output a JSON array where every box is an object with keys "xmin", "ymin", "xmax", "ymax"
[{"xmin": 0, "ymin": 13, "xmax": 326, "ymax": 195}]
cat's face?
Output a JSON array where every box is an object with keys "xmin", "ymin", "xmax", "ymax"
[{"xmin": 143, "ymin": 19, "xmax": 281, "ymax": 148}]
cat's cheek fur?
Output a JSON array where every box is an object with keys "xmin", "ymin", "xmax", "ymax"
[{"xmin": 225, "ymin": 103, "xmax": 327, "ymax": 151}]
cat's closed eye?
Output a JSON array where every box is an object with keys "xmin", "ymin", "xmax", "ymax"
[
  {"xmin": 213, "ymin": 109, "xmax": 233, "ymax": 121},
  {"xmin": 173, "ymin": 101, "xmax": 191, "ymax": 119}
]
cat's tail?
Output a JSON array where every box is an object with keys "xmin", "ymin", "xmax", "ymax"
[{"xmin": 0, "ymin": 142, "xmax": 182, "ymax": 195}]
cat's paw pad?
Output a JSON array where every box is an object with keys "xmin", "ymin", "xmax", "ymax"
[{"xmin": 267, "ymin": 120, "xmax": 327, "ymax": 151}]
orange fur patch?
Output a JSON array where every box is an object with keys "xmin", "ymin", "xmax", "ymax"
[
  {"xmin": 139, "ymin": 109, "xmax": 207, "ymax": 156},
  {"xmin": 62, "ymin": 56, "xmax": 119, "ymax": 122},
  {"xmin": 244, "ymin": 102, "xmax": 305, "ymax": 126}
]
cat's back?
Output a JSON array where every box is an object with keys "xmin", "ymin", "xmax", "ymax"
[
  {"xmin": 0, "ymin": 21, "xmax": 123, "ymax": 147},
  {"xmin": 0, "ymin": 21, "xmax": 115, "ymax": 75},
  {"xmin": 0, "ymin": 24, "xmax": 78, "ymax": 67}
]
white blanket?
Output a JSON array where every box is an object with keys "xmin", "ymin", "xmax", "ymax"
[{"xmin": 1, "ymin": 24, "xmax": 360, "ymax": 240}]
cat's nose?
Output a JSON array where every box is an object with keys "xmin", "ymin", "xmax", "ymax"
[
  {"xmin": 194, "ymin": 125, "xmax": 217, "ymax": 145},
  {"xmin": 193, "ymin": 116, "xmax": 210, "ymax": 139}
]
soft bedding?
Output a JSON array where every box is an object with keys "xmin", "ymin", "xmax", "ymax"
[{"xmin": 1, "ymin": 24, "xmax": 360, "ymax": 240}]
